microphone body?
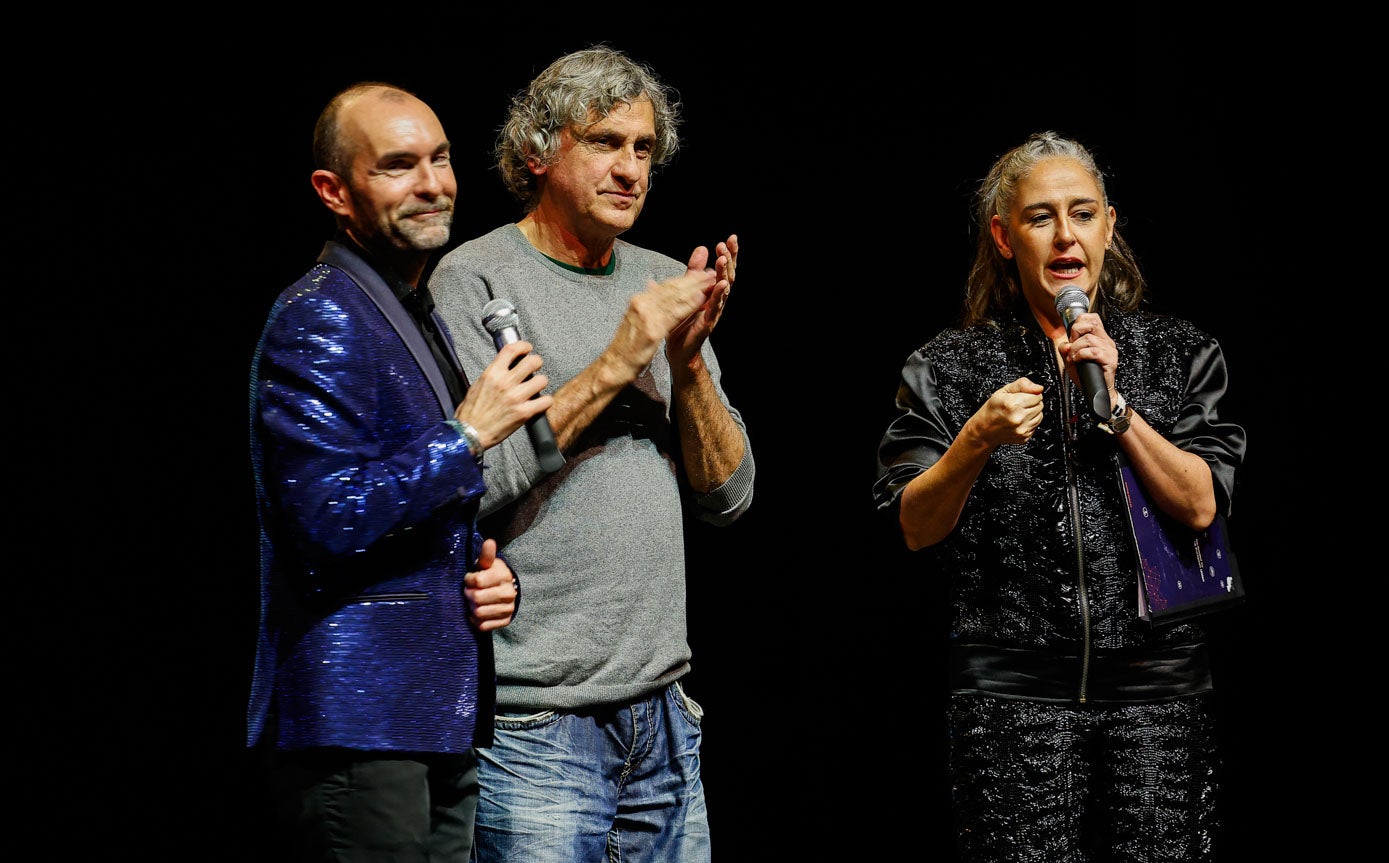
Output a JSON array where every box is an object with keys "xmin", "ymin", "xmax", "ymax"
[
  {"xmin": 480, "ymin": 299, "xmax": 565, "ymax": 474},
  {"xmin": 1053, "ymin": 288, "xmax": 1111, "ymax": 421}
]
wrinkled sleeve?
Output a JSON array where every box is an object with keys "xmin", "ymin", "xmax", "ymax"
[
  {"xmin": 687, "ymin": 342, "xmax": 755, "ymax": 526},
  {"xmin": 255, "ymin": 292, "xmax": 485, "ymax": 561},
  {"xmin": 1169, "ymin": 336, "xmax": 1247, "ymax": 517},
  {"xmin": 429, "ymin": 260, "xmax": 548, "ymax": 518},
  {"xmin": 872, "ymin": 349, "xmax": 957, "ymax": 517}
]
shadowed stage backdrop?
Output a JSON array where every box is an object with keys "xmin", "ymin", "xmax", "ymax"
[{"xmin": 21, "ymin": 14, "xmax": 1365, "ymax": 860}]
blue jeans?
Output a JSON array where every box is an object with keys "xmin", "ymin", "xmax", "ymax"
[{"xmin": 471, "ymin": 680, "xmax": 710, "ymax": 863}]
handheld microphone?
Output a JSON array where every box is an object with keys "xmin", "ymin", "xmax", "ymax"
[
  {"xmin": 480, "ymin": 298, "xmax": 565, "ymax": 474},
  {"xmin": 1053, "ymin": 288, "xmax": 1111, "ymax": 421}
]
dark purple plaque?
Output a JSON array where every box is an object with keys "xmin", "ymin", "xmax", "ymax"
[{"xmin": 1120, "ymin": 464, "xmax": 1244, "ymax": 624}]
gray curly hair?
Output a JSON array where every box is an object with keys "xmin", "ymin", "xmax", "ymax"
[{"xmin": 494, "ymin": 44, "xmax": 682, "ymax": 211}]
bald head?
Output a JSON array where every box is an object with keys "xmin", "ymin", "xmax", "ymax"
[
  {"xmin": 308, "ymin": 82, "xmax": 457, "ymax": 278},
  {"xmin": 313, "ymin": 83, "xmax": 431, "ymax": 178}
]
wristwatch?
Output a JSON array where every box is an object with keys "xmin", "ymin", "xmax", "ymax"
[{"xmin": 1101, "ymin": 393, "xmax": 1131, "ymax": 435}]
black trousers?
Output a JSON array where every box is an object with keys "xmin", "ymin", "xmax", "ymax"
[
  {"xmin": 948, "ymin": 693, "xmax": 1218, "ymax": 863},
  {"xmin": 266, "ymin": 747, "xmax": 479, "ymax": 863}
]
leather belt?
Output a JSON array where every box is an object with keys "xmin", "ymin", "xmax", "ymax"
[{"xmin": 949, "ymin": 641, "xmax": 1213, "ymax": 704}]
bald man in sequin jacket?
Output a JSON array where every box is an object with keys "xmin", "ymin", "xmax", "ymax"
[{"xmin": 247, "ymin": 82, "xmax": 552, "ymax": 859}]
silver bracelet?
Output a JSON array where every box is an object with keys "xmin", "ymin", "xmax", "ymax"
[{"xmin": 451, "ymin": 419, "xmax": 484, "ymax": 460}]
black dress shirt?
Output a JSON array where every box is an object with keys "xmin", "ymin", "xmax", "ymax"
[{"xmin": 340, "ymin": 232, "xmax": 466, "ymax": 406}]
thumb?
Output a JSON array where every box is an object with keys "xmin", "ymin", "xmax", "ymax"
[
  {"xmin": 686, "ymin": 245, "xmax": 711, "ymax": 273},
  {"xmin": 476, "ymin": 537, "xmax": 497, "ymax": 570},
  {"xmin": 1007, "ymin": 376, "xmax": 1045, "ymax": 395}
]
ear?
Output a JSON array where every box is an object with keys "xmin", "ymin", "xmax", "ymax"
[
  {"xmin": 989, "ymin": 214, "xmax": 1014, "ymax": 260},
  {"xmin": 1106, "ymin": 205, "xmax": 1117, "ymax": 247},
  {"xmin": 525, "ymin": 156, "xmax": 547, "ymax": 177},
  {"xmin": 311, "ymin": 169, "xmax": 352, "ymax": 217}
]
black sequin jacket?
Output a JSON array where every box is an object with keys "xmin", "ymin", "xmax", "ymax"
[{"xmin": 873, "ymin": 304, "xmax": 1245, "ymax": 704}]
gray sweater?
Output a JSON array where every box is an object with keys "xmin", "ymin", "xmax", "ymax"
[{"xmin": 430, "ymin": 224, "xmax": 755, "ymax": 710}]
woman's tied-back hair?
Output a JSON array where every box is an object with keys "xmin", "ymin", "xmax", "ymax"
[
  {"xmin": 494, "ymin": 44, "xmax": 683, "ymax": 211},
  {"xmin": 962, "ymin": 130, "xmax": 1147, "ymax": 328}
]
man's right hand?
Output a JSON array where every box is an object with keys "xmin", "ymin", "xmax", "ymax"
[
  {"xmin": 454, "ymin": 340, "xmax": 553, "ymax": 450},
  {"xmin": 606, "ymin": 267, "xmax": 717, "ymax": 377}
]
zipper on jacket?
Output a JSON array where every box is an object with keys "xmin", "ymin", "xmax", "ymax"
[{"xmin": 1060, "ymin": 372, "xmax": 1092, "ymax": 704}]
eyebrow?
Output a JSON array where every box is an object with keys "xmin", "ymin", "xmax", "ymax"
[
  {"xmin": 1021, "ymin": 196, "xmax": 1100, "ymax": 212},
  {"xmin": 577, "ymin": 124, "xmax": 655, "ymax": 145},
  {"xmin": 376, "ymin": 141, "xmax": 452, "ymax": 163}
]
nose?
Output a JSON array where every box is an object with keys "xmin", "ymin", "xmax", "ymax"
[
  {"xmin": 414, "ymin": 162, "xmax": 447, "ymax": 197},
  {"xmin": 612, "ymin": 146, "xmax": 645, "ymax": 184},
  {"xmin": 1054, "ymin": 216, "xmax": 1077, "ymax": 247}
]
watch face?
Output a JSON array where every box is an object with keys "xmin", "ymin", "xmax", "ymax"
[{"xmin": 1104, "ymin": 395, "xmax": 1130, "ymax": 434}]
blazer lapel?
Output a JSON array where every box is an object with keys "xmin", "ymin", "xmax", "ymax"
[{"xmin": 318, "ymin": 241, "xmax": 456, "ymax": 416}]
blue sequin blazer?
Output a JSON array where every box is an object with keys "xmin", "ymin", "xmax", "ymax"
[{"xmin": 247, "ymin": 241, "xmax": 494, "ymax": 753}]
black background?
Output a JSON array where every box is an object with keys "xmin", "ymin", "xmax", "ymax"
[{"xmin": 20, "ymin": 13, "xmax": 1370, "ymax": 860}]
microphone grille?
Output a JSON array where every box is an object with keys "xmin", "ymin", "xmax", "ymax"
[
  {"xmin": 1053, "ymin": 287, "xmax": 1090, "ymax": 315},
  {"xmin": 481, "ymin": 298, "xmax": 518, "ymax": 334}
]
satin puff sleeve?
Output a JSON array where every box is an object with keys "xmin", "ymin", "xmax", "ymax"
[
  {"xmin": 1166, "ymin": 336, "xmax": 1246, "ymax": 517},
  {"xmin": 872, "ymin": 349, "xmax": 956, "ymax": 518}
]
